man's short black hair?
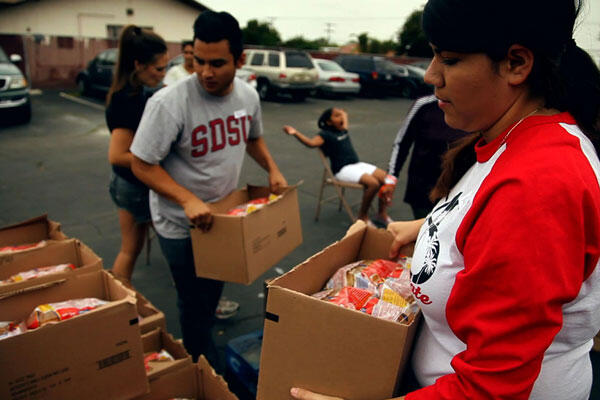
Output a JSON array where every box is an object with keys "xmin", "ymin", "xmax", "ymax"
[
  {"xmin": 193, "ymin": 11, "xmax": 243, "ymax": 61},
  {"xmin": 181, "ymin": 40, "xmax": 193, "ymax": 49}
]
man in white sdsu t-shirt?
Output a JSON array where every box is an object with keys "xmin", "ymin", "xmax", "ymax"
[{"xmin": 130, "ymin": 11, "xmax": 287, "ymax": 367}]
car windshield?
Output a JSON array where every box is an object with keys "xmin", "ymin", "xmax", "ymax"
[
  {"xmin": 0, "ymin": 47, "xmax": 9, "ymax": 63},
  {"xmin": 317, "ymin": 60, "xmax": 343, "ymax": 72},
  {"xmin": 285, "ymin": 51, "xmax": 313, "ymax": 68}
]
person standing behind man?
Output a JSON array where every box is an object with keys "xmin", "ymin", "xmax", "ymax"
[
  {"xmin": 130, "ymin": 11, "xmax": 287, "ymax": 366},
  {"xmin": 163, "ymin": 40, "xmax": 194, "ymax": 86},
  {"xmin": 382, "ymin": 94, "xmax": 467, "ymax": 221}
]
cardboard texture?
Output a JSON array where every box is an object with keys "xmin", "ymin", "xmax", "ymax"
[
  {"xmin": 190, "ymin": 185, "xmax": 303, "ymax": 285},
  {"xmin": 142, "ymin": 328, "xmax": 192, "ymax": 380},
  {"xmin": 0, "ymin": 270, "xmax": 148, "ymax": 400},
  {"xmin": 132, "ymin": 356, "xmax": 239, "ymax": 400},
  {"xmin": 258, "ymin": 224, "xmax": 419, "ymax": 400},
  {"xmin": 0, "ymin": 239, "xmax": 103, "ymax": 296},
  {"xmin": 0, "ymin": 214, "xmax": 67, "ymax": 247},
  {"xmin": 135, "ymin": 290, "xmax": 167, "ymax": 334}
]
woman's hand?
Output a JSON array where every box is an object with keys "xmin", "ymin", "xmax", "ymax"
[
  {"xmin": 388, "ymin": 219, "xmax": 425, "ymax": 259},
  {"xmin": 283, "ymin": 125, "xmax": 299, "ymax": 136},
  {"xmin": 290, "ymin": 388, "xmax": 344, "ymax": 400}
]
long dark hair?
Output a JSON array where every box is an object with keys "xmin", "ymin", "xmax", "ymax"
[
  {"xmin": 317, "ymin": 108, "xmax": 336, "ymax": 131},
  {"xmin": 424, "ymin": 0, "xmax": 600, "ymax": 201},
  {"xmin": 107, "ymin": 25, "xmax": 167, "ymax": 105}
]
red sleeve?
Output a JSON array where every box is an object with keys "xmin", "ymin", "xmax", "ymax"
[{"xmin": 406, "ymin": 143, "xmax": 600, "ymax": 399}]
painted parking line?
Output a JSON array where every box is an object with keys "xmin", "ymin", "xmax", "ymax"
[{"xmin": 59, "ymin": 92, "xmax": 105, "ymax": 111}]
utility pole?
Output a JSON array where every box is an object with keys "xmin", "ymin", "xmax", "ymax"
[{"xmin": 325, "ymin": 22, "xmax": 334, "ymax": 44}]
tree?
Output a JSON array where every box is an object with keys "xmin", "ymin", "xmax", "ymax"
[
  {"xmin": 282, "ymin": 36, "xmax": 334, "ymax": 50},
  {"xmin": 397, "ymin": 9, "xmax": 432, "ymax": 57},
  {"xmin": 357, "ymin": 33, "xmax": 369, "ymax": 53},
  {"xmin": 242, "ymin": 20, "xmax": 281, "ymax": 47}
]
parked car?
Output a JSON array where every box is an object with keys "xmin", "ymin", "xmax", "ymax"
[
  {"xmin": 243, "ymin": 48, "xmax": 318, "ymax": 101},
  {"xmin": 312, "ymin": 58, "xmax": 360, "ymax": 97},
  {"xmin": 167, "ymin": 53, "xmax": 258, "ymax": 90},
  {"xmin": 76, "ymin": 48, "xmax": 117, "ymax": 96},
  {"xmin": 0, "ymin": 45, "xmax": 31, "ymax": 123},
  {"xmin": 389, "ymin": 62, "xmax": 433, "ymax": 98},
  {"xmin": 334, "ymin": 54, "xmax": 400, "ymax": 97}
]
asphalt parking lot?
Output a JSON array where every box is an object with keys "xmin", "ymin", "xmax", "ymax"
[{"xmin": 1, "ymin": 89, "xmax": 598, "ymax": 399}]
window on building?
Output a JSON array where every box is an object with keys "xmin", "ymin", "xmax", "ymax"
[{"xmin": 57, "ymin": 36, "xmax": 74, "ymax": 49}]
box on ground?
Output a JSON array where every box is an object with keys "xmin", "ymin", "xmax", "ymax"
[
  {"xmin": 132, "ymin": 355, "xmax": 239, "ymax": 400},
  {"xmin": 258, "ymin": 222, "xmax": 419, "ymax": 400},
  {"xmin": 0, "ymin": 238, "xmax": 102, "ymax": 296},
  {"xmin": 226, "ymin": 330, "xmax": 262, "ymax": 395},
  {"xmin": 0, "ymin": 214, "xmax": 67, "ymax": 247},
  {"xmin": 142, "ymin": 328, "xmax": 191, "ymax": 380},
  {"xmin": 135, "ymin": 290, "xmax": 167, "ymax": 334},
  {"xmin": 0, "ymin": 270, "xmax": 148, "ymax": 400},
  {"xmin": 190, "ymin": 184, "xmax": 302, "ymax": 285}
]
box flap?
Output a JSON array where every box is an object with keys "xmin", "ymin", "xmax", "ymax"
[
  {"xmin": 0, "ymin": 214, "xmax": 67, "ymax": 246},
  {"xmin": 196, "ymin": 355, "xmax": 239, "ymax": 400},
  {"xmin": 142, "ymin": 328, "xmax": 192, "ymax": 380}
]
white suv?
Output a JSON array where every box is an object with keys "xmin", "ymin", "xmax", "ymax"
[{"xmin": 243, "ymin": 48, "xmax": 318, "ymax": 101}]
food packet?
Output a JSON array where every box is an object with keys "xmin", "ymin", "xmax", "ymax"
[
  {"xmin": 226, "ymin": 193, "xmax": 282, "ymax": 216},
  {"xmin": 325, "ymin": 259, "xmax": 407, "ymax": 292},
  {"xmin": 26, "ymin": 298, "xmax": 108, "ymax": 329},
  {"xmin": 0, "ymin": 240, "xmax": 47, "ymax": 254},
  {"xmin": 144, "ymin": 349, "xmax": 175, "ymax": 371},
  {"xmin": 0, "ymin": 321, "xmax": 27, "ymax": 341},
  {"xmin": 1, "ymin": 263, "xmax": 76, "ymax": 285},
  {"xmin": 377, "ymin": 174, "xmax": 397, "ymax": 204}
]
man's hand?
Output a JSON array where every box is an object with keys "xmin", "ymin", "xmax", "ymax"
[
  {"xmin": 269, "ymin": 168, "xmax": 288, "ymax": 195},
  {"xmin": 283, "ymin": 125, "xmax": 299, "ymax": 136},
  {"xmin": 290, "ymin": 388, "xmax": 343, "ymax": 400},
  {"xmin": 182, "ymin": 197, "xmax": 213, "ymax": 232},
  {"xmin": 387, "ymin": 219, "xmax": 425, "ymax": 259}
]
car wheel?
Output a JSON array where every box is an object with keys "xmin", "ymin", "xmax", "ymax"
[
  {"xmin": 257, "ymin": 80, "xmax": 270, "ymax": 101},
  {"xmin": 77, "ymin": 78, "xmax": 89, "ymax": 96},
  {"xmin": 17, "ymin": 101, "xmax": 31, "ymax": 124},
  {"xmin": 291, "ymin": 91, "xmax": 307, "ymax": 102}
]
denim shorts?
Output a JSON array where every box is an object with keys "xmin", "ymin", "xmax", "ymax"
[{"xmin": 109, "ymin": 173, "xmax": 151, "ymax": 223}]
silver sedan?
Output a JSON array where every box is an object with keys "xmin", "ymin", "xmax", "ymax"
[{"xmin": 313, "ymin": 58, "xmax": 360, "ymax": 96}]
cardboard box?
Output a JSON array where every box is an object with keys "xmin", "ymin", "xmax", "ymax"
[
  {"xmin": 132, "ymin": 356, "xmax": 239, "ymax": 400},
  {"xmin": 0, "ymin": 239, "xmax": 102, "ymax": 296},
  {"xmin": 226, "ymin": 330, "xmax": 262, "ymax": 395},
  {"xmin": 258, "ymin": 223, "xmax": 419, "ymax": 400},
  {"xmin": 0, "ymin": 214, "xmax": 67, "ymax": 247},
  {"xmin": 142, "ymin": 328, "xmax": 191, "ymax": 380},
  {"xmin": 135, "ymin": 290, "xmax": 167, "ymax": 335},
  {"xmin": 0, "ymin": 270, "xmax": 148, "ymax": 400},
  {"xmin": 190, "ymin": 185, "xmax": 302, "ymax": 285}
]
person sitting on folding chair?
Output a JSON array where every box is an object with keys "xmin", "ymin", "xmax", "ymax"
[{"xmin": 283, "ymin": 107, "xmax": 394, "ymax": 225}]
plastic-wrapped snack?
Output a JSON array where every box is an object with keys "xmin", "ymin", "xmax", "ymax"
[
  {"xmin": 0, "ymin": 321, "xmax": 27, "ymax": 341},
  {"xmin": 144, "ymin": 349, "xmax": 175, "ymax": 371},
  {"xmin": 227, "ymin": 193, "xmax": 282, "ymax": 216},
  {"xmin": 26, "ymin": 298, "xmax": 108, "ymax": 329},
  {"xmin": 325, "ymin": 287, "xmax": 373, "ymax": 311},
  {"xmin": 0, "ymin": 240, "xmax": 47, "ymax": 254},
  {"xmin": 377, "ymin": 174, "xmax": 397, "ymax": 204},
  {"xmin": 325, "ymin": 259, "xmax": 407, "ymax": 292},
  {"xmin": 1, "ymin": 263, "xmax": 76, "ymax": 285}
]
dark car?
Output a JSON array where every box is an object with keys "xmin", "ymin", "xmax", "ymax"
[
  {"xmin": 0, "ymin": 45, "xmax": 31, "ymax": 123},
  {"xmin": 389, "ymin": 62, "xmax": 434, "ymax": 98},
  {"xmin": 334, "ymin": 54, "xmax": 400, "ymax": 97},
  {"xmin": 76, "ymin": 48, "xmax": 117, "ymax": 96}
]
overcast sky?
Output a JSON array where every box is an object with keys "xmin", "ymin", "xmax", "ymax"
[{"xmin": 201, "ymin": 0, "xmax": 599, "ymax": 58}]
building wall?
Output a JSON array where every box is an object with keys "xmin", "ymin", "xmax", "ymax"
[{"xmin": 0, "ymin": 0, "xmax": 199, "ymax": 41}]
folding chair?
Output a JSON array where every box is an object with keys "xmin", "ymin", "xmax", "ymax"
[{"xmin": 314, "ymin": 148, "xmax": 364, "ymax": 222}]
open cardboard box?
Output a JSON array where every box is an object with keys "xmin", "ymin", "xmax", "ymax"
[
  {"xmin": 0, "ymin": 214, "xmax": 67, "ymax": 247},
  {"xmin": 135, "ymin": 290, "xmax": 167, "ymax": 335},
  {"xmin": 0, "ymin": 270, "xmax": 148, "ymax": 400},
  {"xmin": 142, "ymin": 328, "xmax": 191, "ymax": 380},
  {"xmin": 0, "ymin": 238, "xmax": 102, "ymax": 296},
  {"xmin": 258, "ymin": 221, "xmax": 419, "ymax": 400},
  {"xmin": 132, "ymin": 355, "xmax": 239, "ymax": 400},
  {"xmin": 190, "ymin": 184, "xmax": 303, "ymax": 285}
]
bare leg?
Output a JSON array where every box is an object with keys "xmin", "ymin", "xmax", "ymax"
[
  {"xmin": 371, "ymin": 168, "xmax": 393, "ymax": 220},
  {"xmin": 358, "ymin": 173, "xmax": 381, "ymax": 221},
  {"xmin": 111, "ymin": 209, "xmax": 148, "ymax": 287}
]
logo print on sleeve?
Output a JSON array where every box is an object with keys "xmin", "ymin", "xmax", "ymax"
[{"xmin": 411, "ymin": 193, "xmax": 462, "ymax": 285}]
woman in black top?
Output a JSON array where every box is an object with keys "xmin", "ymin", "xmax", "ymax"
[
  {"xmin": 106, "ymin": 25, "xmax": 167, "ymax": 287},
  {"xmin": 283, "ymin": 107, "xmax": 394, "ymax": 224}
]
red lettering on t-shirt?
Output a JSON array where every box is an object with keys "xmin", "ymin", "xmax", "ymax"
[
  {"xmin": 411, "ymin": 283, "xmax": 432, "ymax": 305},
  {"xmin": 210, "ymin": 118, "xmax": 226, "ymax": 152},
  {"xmin": 239, "ymin": 115, "xmax": 248, "ymax": 143},
  {"xmin": 191, "ymin": 125, "xmax": 208, "ymax": 157},
  {"xmin": 227, "ymin": 115, "xmax": 241, "ymax": 146}
]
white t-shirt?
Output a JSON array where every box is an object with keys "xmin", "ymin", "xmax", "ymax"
[
  {"xmin": 130, "ymin": 74, "xmax": 263, "ymax": 238},
  {"xmin": 163, "ymin": 64, "xmax": 192, "ymax": 86}
]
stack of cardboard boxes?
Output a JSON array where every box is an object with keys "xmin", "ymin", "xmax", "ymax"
[{"xmin": 0, "ymin": 215, "xmax": 238, "ymax": 400}]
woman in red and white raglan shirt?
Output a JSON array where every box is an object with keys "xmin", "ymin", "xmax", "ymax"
[{"xmin": 290, "ymin": 0, "xmax": 600, "ymax": 399}]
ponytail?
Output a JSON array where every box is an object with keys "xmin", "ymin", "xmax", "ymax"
[
  {"xmin": 107, "ymin": 25, "xmax": 167, "ymax": 105},
  {"xmin": 318, "ymin": 108, "xmax": 334, "ymax": 131}
]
